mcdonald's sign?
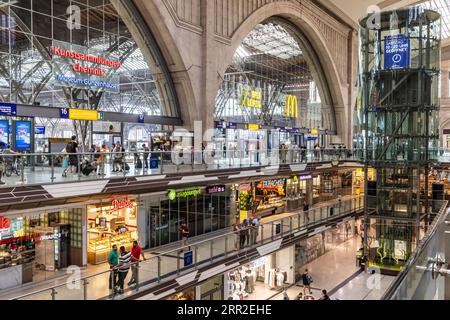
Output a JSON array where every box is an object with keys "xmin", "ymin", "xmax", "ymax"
[{"xmin": 285, "ymin": 95, "xmax": 298, "ymax": 118}]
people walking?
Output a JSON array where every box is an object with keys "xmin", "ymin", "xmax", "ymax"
[
  {"xmin": 301, "ymin": 269, "xmax": 313, "ymax": 295},
  {"xmin": 180, "ymin": 223, "xmax": 190, "ymax": 247},
  {"xmin": 108, "ymin": 245, "xmax": 119, "ymax": 293},
  {"xmin": 112, "ymin": 142, "xmax": 124, "ymax": 172},
  {"xmin": 142, "ymin": 144, "xmax": 150, "ymax": 170},
  {"xmin": 63, "ymin": 135, "xmax": 79, "ymax": 177},
  {"xmin": 116, "ymin": 246, "xmax": 132, "ymax": 294},
  {"xmin": 128, "ymin": 241, "xmax": 146, "ymax": 287}
]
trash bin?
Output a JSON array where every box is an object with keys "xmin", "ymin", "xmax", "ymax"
[{"xmin": 150, "ymin": 157, "xmax": 159, "ymax": 169}]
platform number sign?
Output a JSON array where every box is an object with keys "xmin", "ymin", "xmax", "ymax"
[
  {"xmin": 184, "ymin": 251, "xmax": 193, "ymax": 267},
  {"xmin": 60, "ymin": 108, "xmax": 69, "ymax": 119},
  {"xmin": 138, "ymin": 114, "xmax": 145, "ymax": 123}
]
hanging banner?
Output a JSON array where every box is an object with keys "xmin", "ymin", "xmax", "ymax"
[
  {"xmin": 384, "ymin": 34, "xmax": 410, "ymax": 70},
  {"xmin": 239, "ymin": 85, "xmax": 262, "ymax": 108}
]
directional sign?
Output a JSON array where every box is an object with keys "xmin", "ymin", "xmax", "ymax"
[{"xmin": 0, "ymin": 103, "xmax": 17, "ymax": 116}]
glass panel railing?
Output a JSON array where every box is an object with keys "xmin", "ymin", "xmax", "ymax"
[
  {"xmin": 0, "ymin": 149, "xmax": 360, "ymax": 188},
  {"xmin": 13, "ymin": 196, "xmax": 364, "ymax": 300},
  {"xmin": 382, "ymin": 201, "xmax": 449, "ymax": 300}
]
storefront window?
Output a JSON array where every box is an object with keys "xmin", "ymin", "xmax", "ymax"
[
  {"xmin": 0, "ymin": 206, "xmax": 84, "ymax": 290},
  {"xmin": 146, "ymin": 188, "xmax": 231, "ymax": 248},
  {"xmin": 87, "ymin": 198, "xmax": 138, "ymax": 265},
  {"xmin": 225, "ymin": 247, "xmax": 294, "ymax": 300},
  {"xmin": 254, "ymin": 179, "xmax": 286, "ymax": 217}
]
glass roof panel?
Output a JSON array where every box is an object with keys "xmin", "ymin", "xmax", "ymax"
[
  {"xmin": 240, "ymin": 23, "xmax": 302, "ymax": 59},
  {"xmin": 423, "ymin": 0, "xmax": 450, "ymax": 38}
]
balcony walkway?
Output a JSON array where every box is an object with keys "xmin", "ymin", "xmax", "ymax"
[{"xmin": 1, "ymin": 195, "xmax": 363, "ymax": 300}]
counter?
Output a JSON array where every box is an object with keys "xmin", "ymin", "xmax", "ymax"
[{"xmin": 0, "ymin": 262, "xmax": 33, "ymax": 290}]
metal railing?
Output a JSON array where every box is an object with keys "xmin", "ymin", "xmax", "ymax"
[
  {"xmin": 382, "ymin": 200, "xmax": 449, "ymax": 300},
  {"xmin": 0, "ymin": 148, "xmax": 358, "ymax": 187},
  {"xmin": 11, "ymin": 196, "xmax": 364, "ymax": 300}
]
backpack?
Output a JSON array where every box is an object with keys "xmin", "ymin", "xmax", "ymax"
[{"xmin": 66, "ymin": 142, "xmax": 74, "ymax": 153}]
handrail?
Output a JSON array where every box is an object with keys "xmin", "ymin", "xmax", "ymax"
[
  {"xmin": 11, "ymin": 196, "xmax": 364, "ymax": 300},
  {"xmin": 381, "ymin": 200, "xmax": 449, "ymax": 300}
]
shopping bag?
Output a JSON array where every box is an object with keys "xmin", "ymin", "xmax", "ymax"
[{"xmin": 62, "ymin": 158, "xmax": 69, "ymax": 169}]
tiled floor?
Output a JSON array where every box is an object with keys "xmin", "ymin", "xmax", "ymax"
[{"xmin": 267, "ymin": 237, "xmax": 395, "ymax": 300}]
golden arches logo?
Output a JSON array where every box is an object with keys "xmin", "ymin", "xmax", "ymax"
[{"xmin": 285, "ymin": 95, "xmax": 298, "ymax": 118}]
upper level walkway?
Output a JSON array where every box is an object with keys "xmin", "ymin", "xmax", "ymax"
[
  {"xmin": 3, "ymin": 147, "xmax": 450, "ymax": 191},
  {"xmin": 0, "ymin": 149, "xmax": 358, "ymax": 189},
  {"xmin": 4, "ymin": 195, "xmax": 364, "ymax": 300}
]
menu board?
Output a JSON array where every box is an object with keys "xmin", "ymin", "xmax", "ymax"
[
  {"xmin": 0, "ymin": 120, "xmax": 8, "ymax": 145},
  {"xmin": 15, "ymin": 121, "xmax": 31, "ymax": 151}
]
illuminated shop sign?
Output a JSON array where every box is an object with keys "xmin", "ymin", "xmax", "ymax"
[
  {"xmin": 239, "ymin": 184, "xmax": 252, "ymax": 192},
  {"xmin": 261, "ymin": 179, "xmax": 286, "ymax": 188},
  {"xmin": 298, "ymin": 174, "xmax": 312, "ymax": 180},
  {"xmin": 0, "ymin": 216, "xmax": 10, "ymax": 231},
  {"xmin": 52, "ymin": 40, "xmax": 120, "ymax": 92},
  {"xmin": 168, "ymin": 189, "xmax": 203, "ymax": 200},
  {"xmin": 285, "ymin": 95, "xmax": 298, "ymax": 118},
  {"xmin": 111, "ymin": 199, "xmax": 135, "ymax": 212},
  {"xmin": 206, "ymin": 185, "xmax": 226, "ymax": 194}
]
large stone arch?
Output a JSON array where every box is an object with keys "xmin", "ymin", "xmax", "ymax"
[
  {"xmin": 212, "ymin": 1, "xmax": 351, "ymax": 142},
  {"xmin": 128, "ymin": 0, "xmax": 354, "ymax": 144}
]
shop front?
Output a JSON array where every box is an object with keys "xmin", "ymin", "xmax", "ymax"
[
  {"xmin": 0, "ymin": 205, "xmax": 85, "ymax": 290},
  {"xmin": 286, "ymin": 174, "xmax": 312, "ymax": 211},
  {"xmin": 87, "ymin": 197, "xmax": 139, "ymax": 265},
  {"xmin": 224, "ymin": 246, "xmax": 295, "ymax": 300},
  {"xmin": 141, "ymin": 185, "xmax": 232, "ymax": 248}
]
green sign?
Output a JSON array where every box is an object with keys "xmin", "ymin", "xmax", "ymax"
[{"xmin": 167, "ymin": 189, "xmax": 202, "ymax": 200}]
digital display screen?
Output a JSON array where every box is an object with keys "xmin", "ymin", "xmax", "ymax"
[
  {"xmin": 0, "ymin": 120, "xmax": 8, "ymax": 146},
  {"xmin": 15, "ymin": 121, "xmax": 31, "ymax": 151}
]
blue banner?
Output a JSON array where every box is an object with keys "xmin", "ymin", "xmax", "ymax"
[
  {"xmin": 384, "ymin": 34, "xmax": 410, "ymax": 70},
  {"xmin": 0, "ymin": 103, "xmax": 17, "ymax": 116},
  {"xmin": 15, "ymin": 121, "xmax": 31, "ymax": 151},
  {"xmin": 227, "ymin": 122, "xmax": 237, "ymax": 129}
]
